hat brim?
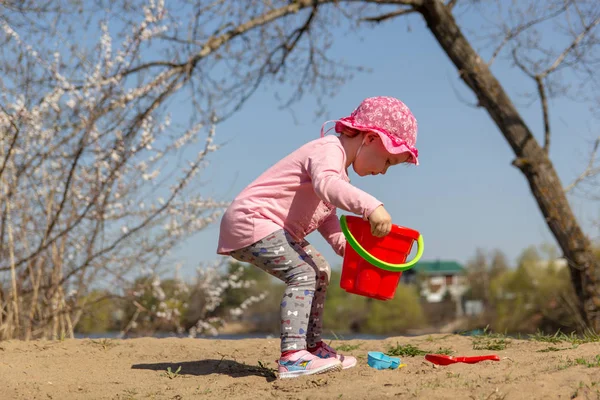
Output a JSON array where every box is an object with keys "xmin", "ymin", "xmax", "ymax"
[{"xmin": 335, "ymin": 120, "xmax": 419, "ymax": 165}]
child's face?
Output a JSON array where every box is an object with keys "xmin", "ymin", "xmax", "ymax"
[{"xmin": 352, "ymin": 133, "xmax": 411, "ymax": 176}]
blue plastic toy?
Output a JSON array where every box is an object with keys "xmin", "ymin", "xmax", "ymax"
[{"xmin": 367, "ymin": 351, "xmax": 401, "ymax": 370}]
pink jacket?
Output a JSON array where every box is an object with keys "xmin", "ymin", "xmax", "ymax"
[{"xmin": 216, "ymin": 135, "xmax": 383, "ymax": 257}]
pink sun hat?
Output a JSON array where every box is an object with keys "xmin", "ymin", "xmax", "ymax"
[{"xmin": 321, "ymin": 96, "xmax": 419, "ymax": 165}]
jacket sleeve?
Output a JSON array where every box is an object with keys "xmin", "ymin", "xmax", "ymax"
[
  {"xmin": 317, "ymin": 210, "xmax": 346, "ymax": 257},
  {"xmin": 306, "ymin": 141, "xmax": 383, "ymax": 220}
]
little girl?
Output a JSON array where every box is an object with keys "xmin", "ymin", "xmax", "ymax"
[{"xmin": 217, "ymin": 96, "xmax": 419, "ymax": 379}]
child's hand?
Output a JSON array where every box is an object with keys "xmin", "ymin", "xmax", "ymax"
[{"xmin": 368, "ymin": 205, "xmax": 392, "ymax": 237}]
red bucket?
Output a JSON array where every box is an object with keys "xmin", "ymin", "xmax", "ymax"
[{"xmin": 339, "ymin": 215, "xmax": 424, "ymax": 300}]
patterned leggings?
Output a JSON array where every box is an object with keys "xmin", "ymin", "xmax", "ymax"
[{"xmin": 229, "ymin": 230, "xmax": 330, "ymax": 352}]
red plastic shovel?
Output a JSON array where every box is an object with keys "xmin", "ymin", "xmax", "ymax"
[{"xmin": 425, "ymin": 354, "xmax": 500, "ymax": 366}]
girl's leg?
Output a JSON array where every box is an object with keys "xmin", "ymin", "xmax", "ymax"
[
  {"xmin": 300, "ymin": 243, "xmax": 330, "ymax": 348},
  {"xmin": 229, "ymin": 230, "xmax": 319, "ymax": 352},
  {"xmin": 230, "ymin": 230, "xmax": 342, "ymax": 379},
  {"xmin": 301, "ymin": 244, "xmax": 358, "ymax": 370}
]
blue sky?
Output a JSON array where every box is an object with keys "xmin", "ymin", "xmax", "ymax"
[{"xmin": 169, "ymin": 6, "xmax": 599, "ymax": 276}]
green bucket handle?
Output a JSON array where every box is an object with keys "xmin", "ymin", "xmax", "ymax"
[{"xmin": 340, "ymin": 215, "xmax": 424, "ymax": 272}]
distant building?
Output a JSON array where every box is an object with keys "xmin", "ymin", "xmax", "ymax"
[
  {"xmin": 402, "ymin": 260, "xmax": 468, "ymax": 304},
  {"xmin": 533, "ymin": 258, "xmax": 568, "ymax": 269}
]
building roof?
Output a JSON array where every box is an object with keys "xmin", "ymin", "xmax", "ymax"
[{"xmin": 413, "ymin": 260, "xmax": 465, "ymax": 275}]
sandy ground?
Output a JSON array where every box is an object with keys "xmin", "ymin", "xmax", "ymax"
[{"xmin": 1, "ymin": 334, "xmax": 599, "ymax": 399}]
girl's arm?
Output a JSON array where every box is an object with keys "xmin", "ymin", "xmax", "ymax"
[
  {"xmin": 317, "ymin": 211, "xmax": 346, "ymax": 257},
  {"xmin": 306, "ymin": 141, "xmax": 383, "ymax": 220}
]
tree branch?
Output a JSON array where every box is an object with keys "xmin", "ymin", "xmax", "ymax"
[
  {"xmin": 540, "ymin": 15, "xmax": 600, "ymax": 79},
  {"xmin": 512, "ymin": 47, "xmax": 552, "ymax": 154},
  {"xmin": 0, "ymin": 104, "xmax": 21, "ymax": 181},
  {"xmin": 565, "ymin": 136, "xmax": 600, "ymax": 193},
  {"xmin": 270, "ymin": 4, "xmax": 319, "ymax": 74},
  {"xmin": 69, "ymin": 0, "xmax": 424, "ymax": 93},
  {"xmin": 511, "ymin": 13, "xmax": 600, "ymax": 157},
  {"xmin": 42, "ymin": 135, "xmax": 86, "ymax": 243},
  {"xmin": 511, "ymin": 47, "xmax": 534, "ymax": 77},
  {"xmin": 360, "ymin": 7, "xmax": 416, "ymax": 23},
  {"xmin": 2, "ymin": 75, "xmax": 186, "ymax": 272},
  {"xmin": 58, "ymin": 123, "xmax": 221, "ymax": 289},
  {"xmin": 487, "ymin": 5, "xmax": 569, "ymax": 68},
  {"xmin": 535, "ymin": 75, "xmax": 551, "ymax": 153}
]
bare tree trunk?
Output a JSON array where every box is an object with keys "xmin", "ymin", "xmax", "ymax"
[
  {"xmin": 4, "ymin": 171, "xmax": 20, "ymax": 337},
  {"xmin": 416, "ymin": 0, "xmax": 600, "ymax": 331}
]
